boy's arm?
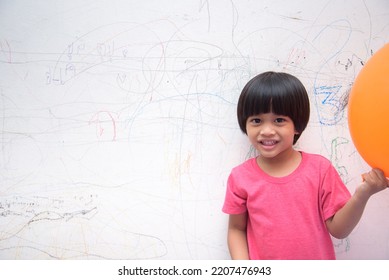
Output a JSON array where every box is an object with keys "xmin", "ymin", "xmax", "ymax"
[
  {"xmin": 326, "ymin": 168, "xmax": 389, "ymax": 239},
  {"xmin": 227, "ymin": 212, "xmax": 249, "ymax": 259}
]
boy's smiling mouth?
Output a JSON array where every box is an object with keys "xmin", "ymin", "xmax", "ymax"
[{"xmin": 260, "ymin": 140, "xmax": 278, "ymax": 146}]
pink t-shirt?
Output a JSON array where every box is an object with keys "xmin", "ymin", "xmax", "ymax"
[{"xmin": 222, "ymin": 152, "xmax": 351, "ymax": 260}]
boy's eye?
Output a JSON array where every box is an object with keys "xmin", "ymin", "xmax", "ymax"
[
  {"xmin": 251, "ymin": 118, "xmax": 261, "ymax": 124},
  {"xmin": 275, "ymin": 118, "xmax": 286, "ymax": 123}
]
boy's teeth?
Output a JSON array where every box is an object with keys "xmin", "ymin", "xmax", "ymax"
[{"xmin": 261, "ymin": 140, "xmax": 276, "ymax": 145}]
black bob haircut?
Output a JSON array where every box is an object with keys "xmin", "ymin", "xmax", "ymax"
[{"xmin": 237, "ymin": 71, "xmax": 310, "ymax": 144}]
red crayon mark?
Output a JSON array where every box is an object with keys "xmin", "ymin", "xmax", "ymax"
[{"xmin": 89, "ymin": 111, "xmax": 117, "ymax": 141}]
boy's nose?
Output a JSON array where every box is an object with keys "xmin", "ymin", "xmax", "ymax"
[{"xmin": 260, "ymin": 124, "xmax": 275, "ymax": 136}]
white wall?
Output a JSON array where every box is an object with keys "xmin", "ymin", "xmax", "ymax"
[{"xmin": 0, "ymin": 0, "xmax": 388, "ymax": 259}]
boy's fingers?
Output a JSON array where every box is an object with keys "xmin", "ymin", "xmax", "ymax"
[
  {"xmin": 361, "ymin": 172, "xmax": 368, "ymax": 182},
  {"xmin": 361, "ymin": 171, "xmax": 372, "ymax": 182}
]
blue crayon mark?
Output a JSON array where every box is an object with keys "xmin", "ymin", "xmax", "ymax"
[{"xmin": 314, "ymin": 85, "xmax": 344, "ymax": 126}]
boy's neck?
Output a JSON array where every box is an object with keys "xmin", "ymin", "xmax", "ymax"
[{"xmin": 256, "ymin": 148, "xmax": 302, "ymax": 177}]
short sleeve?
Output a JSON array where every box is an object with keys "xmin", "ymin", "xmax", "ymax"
[
  {"xmin": 222, "ymin": 172, "xmax": 248, "ymax": 214},
  {"xmin": 320, "ymin": 164, "xmax": 351, "ymax": 221}
]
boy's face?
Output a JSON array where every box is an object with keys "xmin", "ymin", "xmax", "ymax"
[{"xmin": 246, "ymin": 112, "xmax": 297, "ymax": 160}]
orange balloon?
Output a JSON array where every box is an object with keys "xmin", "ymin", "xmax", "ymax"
[{"xmin": 348, "ymin": 44, "xmax": 389, "ymax": 177}]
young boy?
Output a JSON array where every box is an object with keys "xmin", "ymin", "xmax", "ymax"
[{"xmin": 222, "ymin": 71, "xmax": 389, "ymax": 259}]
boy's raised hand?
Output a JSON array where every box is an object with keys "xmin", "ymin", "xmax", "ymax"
[{"xmin": 360, "ymin": 168, "xmax": 389, "ymax": 197}]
